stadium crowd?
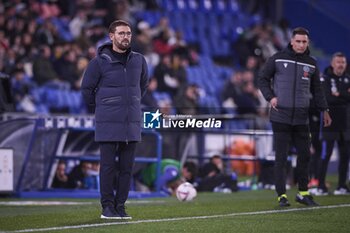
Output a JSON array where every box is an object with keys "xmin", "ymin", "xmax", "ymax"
[{"xmin": 1, "ymin": 0, "xmax": 295, "ymax": 118}]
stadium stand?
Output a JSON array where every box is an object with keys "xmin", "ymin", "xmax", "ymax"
[{"xmin": 0, "ymin": 114, "xmax": 165, "ymax": 198}]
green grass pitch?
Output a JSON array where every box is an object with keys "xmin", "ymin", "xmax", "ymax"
[{"xmin": 1, "ymin": 187, "xmax": 350, "ymax": 233}]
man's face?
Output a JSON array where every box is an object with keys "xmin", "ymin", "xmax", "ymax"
[
  {"xmin": 331, "ymin": 56, "xmax": 347, "ymax": 76},
  {"xmin": 109, "ymin": 25, "xmax": 132, "ymax": 51},
  {"xmin": 291, "ymin": 34, "xmax": 309, "ymax": 54}
]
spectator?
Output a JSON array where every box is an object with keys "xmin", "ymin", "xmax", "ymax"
[
  {"xmin": 154, "ymin": 54, "xmax": 177, "ymax": 96},
  {"xmin": 32, "ymin": 45, "xmax": 60, "ymax": 86},
  {"xmin": 222, "ymin": 71, "xmax": 243, "ymax": 112},
  {"xmin": 170, "ymin": 53, "xmax": 188, "ymax": 90},
  {"xmin": 274, "ymin": 18, "xmax": 292, "ymax": 50},
  {"xmin": 174, "ymin": 84, "xmax": 200, "ymax": 115},
  {"xmin": 69, "ymin": 9, "xmax": 88, "ymax": 39},
  {"xmin": 51, "ymin": 161, "xmax": 69, "ymax": 189},
  {"xmin": 196, "ymin": 155, "xmax": 238, "ymax": 193},
  {"xmin": 34, "ymin": 19, "xmax": 59, "ymax": 46},
  {"xmin": 136, "ymin": 159, "xmax": 197, "ymax": 195},
  {"xmin": 245, "ymin": 55, "xmax": 261, "ymax": 87},
  {"xmin": 234, "ymin": 75, "xmax": 260, "ymax": 115},
  {"xmin": 84, "ymin": 161, "xmax": 100, "ymax": 190},
  {"xmin": 54, "ymin": 50, "xmax": 80, "ymax": 90},
  {"xmin": 75, "ymin": 56, "xmax": 89, "ymax": 89},
  {"xmin": 153, "ymin": 29, "xmax": 174, "ymax": 56},
  {"xmin": 105, "ymin": 0, "xmax": 135, "ymax": 27},
  {"xmin": 150, "ymin": 16, "xmax": 175, "ymax": 40},
  {"xmin": 11, "ymin": 68, "xmax": 36, "ymax": 113},
  {"xmin": 141, "ymin": 77, "xmax": 159, "ymax": 110},
  {"xmin": 133, "ymin": 21, "xmax": 159, "ymax": 67},
  {"xmin": 67, "ymin": 161, "xmax": 93, "ymax": 189}
]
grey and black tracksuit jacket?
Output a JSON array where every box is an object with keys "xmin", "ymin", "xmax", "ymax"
[{"xmin": 258, "ymin": 44, "xmax": 328, "ymax": 125}]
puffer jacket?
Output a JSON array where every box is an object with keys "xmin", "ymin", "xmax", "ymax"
[
  {"xmin": 81, "ymin": 42, "xmax": 148, "ymax": 142},
  {"xmin": 258, "ymin": 44, "xmax": 328, "ymax": 125}
]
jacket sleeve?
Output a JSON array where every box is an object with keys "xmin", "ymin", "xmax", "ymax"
[
  {"xmin": 338, "ymin": 77, "xmax": 350, "ymax": 102},
  {"xmin": 310, "ymin": 67, "xmax": 328, "ymax": 111},
  {"xmin": 258, "ymin": 56, "xmax": 276, "ymax": 102},
  {"xmin": 140, "ymin": 56, "xmax": 149, "ymax": 98},
  {"xmin": 322, "ymin": 76, "xmax": 345, "ymax": 105},
  {"xmin": 323, "ymin": 75, "xmax": 350, "ymax": 104},
  {"xmin": 81, "ymin": 58, "xmax": 101, "ymax": 110}
]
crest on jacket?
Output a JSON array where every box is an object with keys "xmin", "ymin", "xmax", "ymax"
[{"xmin": 302, "ymin": 66, "xmax": 310, "ymax": 80}]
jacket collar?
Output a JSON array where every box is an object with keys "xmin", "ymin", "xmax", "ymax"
[
  {"xmin": 324, "ymin": 66, "xmax": 348, "ymax": 79},
  {"xmin": 285, "ymin": 43, "xmax": 310, "ymax": 57},
  {"xmin": 98, "ymin": 42, "xmax": 132, "ymax": 62}
]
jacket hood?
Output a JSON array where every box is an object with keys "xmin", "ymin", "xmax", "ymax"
[
  {"xmin": 97, "ymin": 42, "xmax": 113, "ymax": 55},
  {"xmin": 97, "ymin": 42, "xmax": 131, "ymax": 62},
  {"xmin": 285, "ymin": 43, "xmax": 310, "ymax": 56}
]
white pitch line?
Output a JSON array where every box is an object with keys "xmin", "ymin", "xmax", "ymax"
[
  {"xmin": 2, "ymin": 204, "xmax": 350, "ymax": 233},
  {"xmin": 0, "ymin": 201, "xmax": 94, "ymax": 206},
  {"xmin": 0, "ymin": 200, "xmax": 165, "ymax": 207}
]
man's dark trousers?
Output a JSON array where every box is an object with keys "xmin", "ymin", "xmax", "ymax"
[
  {"xmin": 318, "ymin": 138, "xmax": 350, "ymax": 188},
  {"xmin": 272, "ymin": 122, "xmax": 311, "ymax": 196},
  {"xmin": 99, "ymin": 141, "xmax": 136, "ymax": 208}
]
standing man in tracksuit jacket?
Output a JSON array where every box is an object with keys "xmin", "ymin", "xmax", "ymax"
[
  {"xmin": 316, "ymin": 52, "xmax": 350, "ymax": 196},
  {"xmin": 259, "ymin": 27, "xmax": 332, "ymax": 207},
  {"xmin": 82, "ymin": 20, "xmax": 149, "ymax": 219}
]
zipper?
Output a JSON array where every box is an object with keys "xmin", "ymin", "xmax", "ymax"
[
  {"xmin": 291, "ymin": 58, "xmax": 297, "ymax": 124},
  {"xmin": 125, "ymin": 53, "xmax": 132, "ymax": 144},
  {"xmin": 124, "ymin": 66, "xmax": 129, "ymax": 144}
]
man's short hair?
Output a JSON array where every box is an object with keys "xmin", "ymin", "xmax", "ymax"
[
  {"xmin": 292, "ymin": 27, "xmax": 310, "ymax": 37},
  {"xmin": 332, "ymin": 52, "xmax": 346, "ymax": 59},
  {"xmin": 210, "ymin": 154, "xmax": 222, "ymax": 162},
  {"xmin": 183, "ymin": 161, "xmax": 197, "ymax": 178},
  {"xmin": 108, "ymin": 20, "xmax": 131, "ymax": 33}
]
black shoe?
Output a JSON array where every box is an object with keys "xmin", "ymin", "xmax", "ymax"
[
  {"xmin": 116, "ymin": 204, "xmax": 132, "ymax": 220},
  {"xmin": 278, "ymin": 195, "xmax": 290, "ymax": 207},
  {"xmin": 295, "ymin": 193, "xmax": 319, "ymax": 206},
  {"xmin": 101, "ymin": 206, "xmax": 122, "ymax": 219}
]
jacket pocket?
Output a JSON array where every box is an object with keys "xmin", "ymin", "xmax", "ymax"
[{"xmin": 101, "ymin": 96, "xmax": 122, "ymax": 104}]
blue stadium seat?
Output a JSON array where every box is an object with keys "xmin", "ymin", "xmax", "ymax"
[
  {"xmin": 198, "ymin": 0, "xmax": 214, "ymax": 12},
  {"xmin": 153, "ymin": 92, "xmax": 172, "ymax": 103},
  {"xmin": 68, "ymin": 91, "xmax": 84, "ymax": 114},
  {"xmin": 199, "ymin": 39, "xmax": 211, "ymax": 56}
]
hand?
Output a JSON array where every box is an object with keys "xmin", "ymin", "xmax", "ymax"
[
  {"xmin": 323, "ymin": 111, "xmax": 332, "ymax": 127},
  {"xmin": 270, "ymin": 97, "xmax": 278, "ymax": 111}
]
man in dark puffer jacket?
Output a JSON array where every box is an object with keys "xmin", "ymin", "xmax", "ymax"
[
  {"xmin": 259, "ymin": 27, "xmax": 331, "ymax": 207},
  {"xmin": 82, "ymin": 20, "xmax": 148, "ymax": 220},
  {"xmin": 317, "ymin": 52, "xmax": 350, "ymax": 196}
]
